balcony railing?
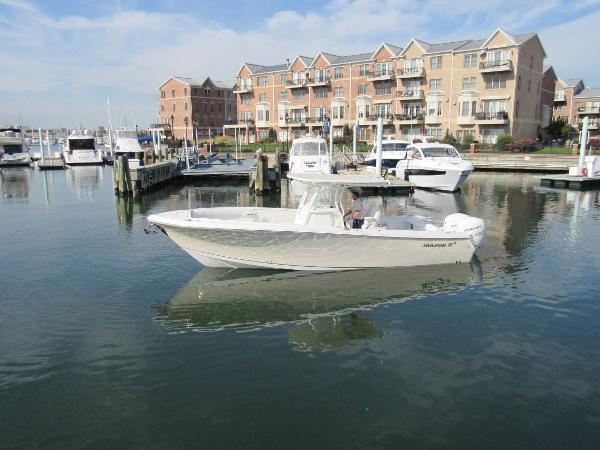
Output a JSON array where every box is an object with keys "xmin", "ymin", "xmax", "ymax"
[
  {"xmin": 307, "ymin": 77, "xmax": 330, "ymax": 86},
  {"xmin": 554, "ymin": 92, "xmax": 566, "ymax": 102},
  {"xmin": 285, "ymin": 117, "xmax": 309, "ymax": 125},
  {"xmin": 396, "ymin": 89, "xmax": 424, "ymax": 100},
  {"xmin": 394, "ymin": 113, "xmax": 424, "ymax": 122},
  {"xmin": 479, "ymin": 60, "xmax": 513, "ymax": 72},
  {"xmin": 233, "ymin": 84, "xmax": 253, "ymax": 93},
  {"xmin": 396, "ymin": 67, "xmax": 425, "ymax": 78},
  {"xmin": 238, "ymin": 118, "xmax": 255, "ymax": 125},
  {"xmin": 475, "ymin": 111, "xmax": 509, "ymax": 121},
  {"xmin": 578, "ymin": 106, "xmax": 600, "ymax": 114},
  {"xmin": 367, "ymin": 114, "xmax": 394, "ymax": 122},
  {"xmin": 368, "ymin": 69, "xmax": 394, "ymax": 81},
  {"xmin": 286, "ymin": 79, "xmax": 308, "ymax": 88},
  {"xmin": 359, "ymin": 70, "xmax": 373, "ymax": 77}
]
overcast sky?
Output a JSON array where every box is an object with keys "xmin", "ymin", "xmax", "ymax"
[{"xmin": 1, "ymin": 0, "xmax": 599, "ymax": 129}]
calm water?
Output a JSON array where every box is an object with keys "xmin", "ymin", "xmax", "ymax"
[{"xmin": 1, "ymin": 165, "xmax": 600, "ymax": 449}]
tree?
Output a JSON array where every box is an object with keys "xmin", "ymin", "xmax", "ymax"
[
  {"xmin": 495, "ymin": 134, "xmax": 514, "ymax": 151},
  {"xmin": 343, "ymin": 124, "xmax": 351, "ymax": 138},
  {"xmin": 267, "ymin": 127, "xmax": 277, "ymax": 142},
  {"xmin": 546, "ymin": 117, "xmax": 568, "ymax": 140}
]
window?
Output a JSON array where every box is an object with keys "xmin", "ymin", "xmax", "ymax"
[
  {"xmin": 429, "ymin": 79, "xmax": 441, "ymax": 90},
  {"xmin": 292, "ymin": 72, "xmax": 306, "ymax": 84},
  {"xmin": 241, "ymin": 95, "xmax": 251, "ymax": 105},
  {"xmin": 334, "ymin": 67, "xmax": 344, "ymax": 79},
  {"xmin": 403, "ymin": 102, "xmax": 421, "ymax": 117},
  {"xmin": 357, "ymin": 104, "xmax": 370, "ymax": 119},
  {"xmin": 528, "ymin": 79, "xmax": 531, "ymax": 93},
  {"xmin": 332, "ymin": 104, "xmax": 344, "ymax": 119},
  {"xmin": 425, "ymin": 128, "xmax": 442, "ymax": 139},
  {"xmin": 172, "ymin": 103, "xmax": 175, "ymax": 111},
  {"xmin": 517, "ymin": 74, "xmax": 521, "ymax": 90},
  {"xmin": 160, "ymin": 90, "xmax": 165, "ymax": 99},
  {"xmin": 171, "ymin": 89, "xmax": 175, "ymax": 97},
  {"xmin": 427, "ymin": 101, "xmax": 442, "ymax": 116},
  {"xmin": 241, "ymin": 111, "xmax": 252, "ymax": 121},
  {"xmin": 314, "ymin": 107, "xmax": 328, "ymax": 120},
  {"xmin": 482, "ymin": 100, "xmax": 506, "ymax": 116},
  {"xmin": 204, "ymin": 88, "xmax": 210, "ymax": 96},
  {"xmin": 259, "ymin": 93, "xmax": 267, "ymax": 102},
  {"xmin": 184, "ymin": 86, "xmax": 188, "ymax": 95},
  {"xmin": 481, "ymin": 128, "xmax": 504, "ymax": 144},
  {"xmin": 375, "ymin": 103, "xmax": 391, "ymax": 118},
  {"xmin": 456, "ymin": 129, "xmax": 475, "ymax": 141},
  {"xmin": 358, "ymin": 84, "xmax": 368, "ymax": 95},
  {"xmin": 256, "ymin": 109, "xmax": 269, "ymax": 122},
  {"xmin": 315, "ymin": 87, "xmax": 328, "ymax": 99},
  {"xmin": 280, "ymin": 74, "xmax": 287, "ymax": 84},
  {"xmin": 376, "ymin": 62, "xmax": 392, "ymax": 76},
  {"xmin": 462, "ymin": 77, "xmax": 475, "ymax": 89},
  {"xmin": 217, "ymin": 90, "xmax": 222, "ymax": 97},
  {"xmin": 240, "ymin": 78, "xmax": 252, "ymax": 90},
  {"xmin": 404, "ymin": 58, "xmax": 422, "ymax": 70},
  {"xmin": 359, "ymin": 127, "xmax": 370, "ymax": 141},
  {"xmin": 459, "ymin": 100, "xmax": 477, "ymax": 117},
  {"xmin": 257, "ymin": 76, "xmax": 268, "ymax": 87},
  {"xmin": 184, "ymin": 102, "xmax": 188, "ymax": 111},
  {"xmin": 430, "ymin": 56, "xmax": 443, "ymax": 70},
  {"xmin": 161, "ymin": 104, "xmax": 164, "ymax": 112},
  {"xmin": 485, "ymin": 50, "xmax": 509, "ymax": 69},
  {"xmin": 334, "ymin": 86, "xmax": 343, "ymax": 97},
  {"xmin": 530, "ymin": 55, "xmax": 534, "ymax": 69},
  {"xmin": 515, "ymin": 100, "xmax": 519, "ymax": 117},
  {"xmin": 258, "ymin": 130, "xmax": 269, "ymax": 141},
  {"xmin": 375, "ymin": 81, "xmax": 391, "ymax": 96},
  {"xmin": 279, "ymin": 91, "xmax": 288, "ymax": 101},
  {"xmin": 485, "ymin": 75, "xmax": 506, "ymax": 89},
  {"xmin": 314, "ymin": 69, "xmax": 329, "ymax": 82},
  {"xmin": 359, "ymin": 64, "xmax": 370, "ymax": 76},
  {"xmin": 292, "ymin": 90, "xmax": 305, "ymax": 100},
  {"xmin": 464, "ymin": 54, "xmax": 477, "ymax": 68}
]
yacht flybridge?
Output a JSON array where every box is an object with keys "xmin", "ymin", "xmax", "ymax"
[
  {"xmin": 148, "ymin": 173, "xmax": 485, "ymax": 271},
  {"xmin": 0, "ymin": 127, "xmax": 32, "ymax": 167},
  {"xmin": 63, "ymin": 129, "xmax": 103, "ymax": 165},
  {"xmin": 395, "ymin": 143, "xmax": 474, "ymax": 192}
]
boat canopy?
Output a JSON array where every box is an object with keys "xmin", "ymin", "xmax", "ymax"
[{"xmin": 288, "ymin": 173, "xmax": 390, "ymax": 187}]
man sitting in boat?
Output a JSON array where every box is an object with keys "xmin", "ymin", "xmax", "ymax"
[{"xmin": 343, "ymin": 191, "xmax": 364, "ymax": 229}]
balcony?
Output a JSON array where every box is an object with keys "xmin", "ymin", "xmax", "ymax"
[
  {"xmin": 474, "ymin": 111, "xmax": 509, "ymax": 124},
  {"xmin": 578, "ymin": 106, "xmax": 600, "ymax": 114},
  {"xmin": 368, "ymin": 70, "xmax": 395, "ymax": 82},
  {"xmin": 479, "ymin": 60, "xmax": 513, "ymax": 73},
  {"xmin": 457, "ymin": 115, "xmax": 476, "ymax": 125},
  {"xmin": 286, "ymin": 117, "xmax": 309, "ymax": 127},
  {"xmin": 233, "ymin": 85, "xmax": 253, "ymax": 94},
  {"xmin": 394, "ymin": 113, "xmax": 424, "ymax": 125},
  {"xmin": 358, "ymin": 70, "xmax": 373, "ymax": 78},
  {"xmin": 306, "ymin": 77, "xmax": 330, "ymax": 87},
  {"xmin": 396, "ymin": 67, "xmax": 425, "ymax": 79},
  {"xmin": 396, "ymin": 89, "xmax": 424, "ymax": 101},
  {"xmin": 286, "ymin": 79, "xmax": 308, "ymax": 89},
  {"xmin": 331, "ymin": 117, "xmax": 346, "ymax": 127},
  {"xmin": 425, "ymin": 114, "xmax": 443, "ymax": 125},
  {"xmin": 554, "ymin": 91, "xmax": 566, "ymax": 102},
  {"xmin": 366, "ymin": 114, "xmax": 394, "ymax": 125}
]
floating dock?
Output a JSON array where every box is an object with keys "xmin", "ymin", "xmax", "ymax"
[
  {"xmin": 463, "ymin": 154, "xmax": 578, "ymax": 172},
  {"xmin": 539, "ymin": 174, "xmax": 600, "ymax": 190},
  {"xmin": 37, "ymin": 158, "xmax": 66, "ymax": 170}
]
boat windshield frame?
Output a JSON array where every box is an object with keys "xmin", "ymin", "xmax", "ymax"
[
  {"xmin": 420, "ymin": 146, "xmax": 460, "ymax": 158},
  {"xmin": 291, "ymin": 141, "xmax": 324, "ymax": 157}
]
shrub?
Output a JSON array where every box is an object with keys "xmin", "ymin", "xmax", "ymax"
[
  {"xmin": 460, "ymin": 134, "xmax": 476, "ymax": 151},
  {"xmin": 442, "ymin": 130, "xmax": 458, "ymax": 146},
  {"xmin": 216, "ymin": 135, "xmax": 234, "ymax": 145},
  {"xmin": 506, "ymin": 138, "xmax": 537, "ymax": 153},
  {"xmin": 495, "ymin": 134, "xmax": 514, "ymax": 151}
]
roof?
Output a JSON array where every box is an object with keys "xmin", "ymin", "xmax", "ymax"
[
  {"xmin": 298, "ymin": 55, "xmax": 315, "ymax": 66},
  {"xmin": 330, "ymin": 52, "xmax": 373, "ymax": 65},
  {"xmin": 561, "ymin": 78, "xmax": 584, "ymax": 88},
  {"xmin": 574, "ymin": 87, "xmax": 600, "ymax": 99},
  {"xmin": 171, "ymin": 76, "xmax": 234, "ymax": 89},
  {"xmin": 427, "ymin": 39, "xmax": 473, "ymax": 54}
]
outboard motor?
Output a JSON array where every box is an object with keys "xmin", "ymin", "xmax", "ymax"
[{"xmin": 443, "ymin": 213, "xmax": 485, "ymax": 249}]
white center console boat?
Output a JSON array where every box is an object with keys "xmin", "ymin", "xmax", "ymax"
[{"xmin": 148, "ymin": 173, "xmax": 485, "ymax": 271}]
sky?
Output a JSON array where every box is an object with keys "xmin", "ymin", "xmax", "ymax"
[{"xmin": 1, "ymin": 0, "xmax": 599, "ymax": 129}]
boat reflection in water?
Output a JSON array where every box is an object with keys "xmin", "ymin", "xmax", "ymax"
[
  {"xmin": 66, "ymin": 165, "xmax": 103, "ymax": 199},
  {"xmin": 0, "ymin": 167, "xmax": 31, "ymax": 200},
  {"xmin": 154, "ymin": 259, "xmax": 482, "ymax": 351}
]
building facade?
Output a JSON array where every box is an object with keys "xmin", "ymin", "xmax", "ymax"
[
  {"xmin": 226, "ymin": 29, "xmax": 548, "ymax": 145},
  {"xmin": 552, "ymin": 78, "xmax": 585, "ymax": 128},
  {"xmin": 158, "ymin": 76, "xmax": 236, "ymax": 141},
  {"xmin": 573, "ymin": 88, "xmax": 600, "ymax": 138}
]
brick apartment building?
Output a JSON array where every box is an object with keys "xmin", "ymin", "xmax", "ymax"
[
  {"xmin": 158, "ymin": 76, "xmax": 236, "ymax": 141},
  {"xmin": 552, "ymin": 78, "xmax": 585, "ymax": 128},
  {"xmin": 225, "ymin": 28, "xmax": 549, "ymax": 145},
  {"xmin": 573, "ymin": 88, "xmax": 600, "ymax": 138}
]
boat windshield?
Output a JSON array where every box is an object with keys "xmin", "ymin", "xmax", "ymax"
[
  {"xmin": 2, "ymin": 144, "xmax": 24, "ymax": 154},
  {"xmin": 422, "ymin": 147, "xmax": 459, "ymax": 158},
  {"xmin": 381, "ymin": 142, "xmax": 409, "ymax": 151},
  {"xmin": 292, "ymin": 141, "xmax": 322, "ymax": 156},
  {"xmin": 69, "ymin": 139, "xmax": 95, "ymax": 150}
]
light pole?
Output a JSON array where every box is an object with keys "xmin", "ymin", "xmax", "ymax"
[
  {"xmin": 184, "ymin": 116, "xmax": 189, "ymax": 170},
  {"xmin": 170, "ymin": 114, "xmax": 174, "ymax": 149},
  {"xmin": 192, "ymin": 120, "xmax": 198, "ymax": 151}
]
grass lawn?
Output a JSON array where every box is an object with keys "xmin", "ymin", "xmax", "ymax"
[{"xmin": 536, "ymin": 147, "xmax": 574, "ymax": 154}]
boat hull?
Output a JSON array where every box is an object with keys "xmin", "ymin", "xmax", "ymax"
[
  {"xmin": 151, "ymin": 210, "xmax": 477, "ymax": 271},
  {"xmin": 0, "ymin": 154, "xmax": 32, "ymax": 167}
]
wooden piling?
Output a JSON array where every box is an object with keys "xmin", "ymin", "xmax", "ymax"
[
  {"xmin": 254, "ymin": 153, "xmax": 269, "ymax": 195},
  {"xmin": 117, "ymin": 155, "xmax": 132, "ymax": 196}
]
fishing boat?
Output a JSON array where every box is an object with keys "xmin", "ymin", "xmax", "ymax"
[
  {"xmin": 63, "ymin": 129, "xmax": 103, "ymax": 165},
  {"xmin": 363, "ymin": 139, "xmax": 411, "ymax": 174},
  {"xmin": 395, "ymin": 143, "xmax": 474, "ymax": 191},
  {"xmin": 0, "ymin": 127, "xmax": 32, "ymax": 167},
  {"xmin": 148, "ymin": 173, "xmax": 485, "ymax": 271},
  {"xmin": 113, "ymin": 128, "xmax": 148, "ymax": 169},
  {"xmin": 288, "ymin": 136, "xmax": 332, "ymax": 174}
]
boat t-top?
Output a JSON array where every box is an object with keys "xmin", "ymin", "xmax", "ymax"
[
  {"xmin": 148, "ymin": 173, "xmax": 485, "ymax": 271},
  {"xmin": 113, "ymin": 128, "xmax": 147, "ymax": 169},
  {"xmin": 0, "ymin": 127, "xmax": 32, "ymax": 167},
  {"xmin": 395, "ymin": 143, "xmax": 474, "ymax": 192},
  {"xmin": 63, "ymin": 129, "xmax": 103, "ymax": 165},
  {"xmin": 363, "ymin": 139, "xmax": 411, "ymax": 174},
  {"xmin": 288, "ymin": 136, "xmax": 332, "ymax": 174}
]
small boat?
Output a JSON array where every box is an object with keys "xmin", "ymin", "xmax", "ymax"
[
  {"xmin": 113, "ymin": 128, "xmax": 148, "ymax": 169},
  {"xmin": 181, "ymin": 153, "xmax": 256, "ymax": 177},
  {"xmin": 0, "ymin": 127, "xmax": 32, "ymax": 167},
  {"xmin": 148, "ymin": 173, "xmax": 485, "ymax": 271},
  {"xmin": 363, "ymin": 139, "xmax": 411, "ymax": 173},
  {"xmin": 395, "ymin": 143, "xmax": 474, "ymax": 192},
  {"xmin": 63, "ymin": 129, "xmax": 104, "ymax": 165},
  {"xmin": 288, "ymin": 136, "xmax": 331, "ymax": 174}
]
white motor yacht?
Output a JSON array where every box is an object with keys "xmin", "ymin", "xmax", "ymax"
[
  {"xmin": 114, "ymin": 128, "xmax": 147, "ymax": 169},
  {"xmin": 395, "ymin": 143, "xmax": 474, "ymax": 192},
  {"xmin": 0, "ymin": 127, "xmax": 32, "ymax": 167},
  {"xmin": 288, "ymin": 136, "xmax": 331, "ymax": 174},
  {"xmin": 148, "ymin": 173, "xmax": 485, "ymax": 271},
  {"xmin": 364, "ymin": 139, "xmax": 411, "ymax": 174},
  {"xmin": 63, "ymin": 129, "xmax": 103, "ymax": 165}
]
